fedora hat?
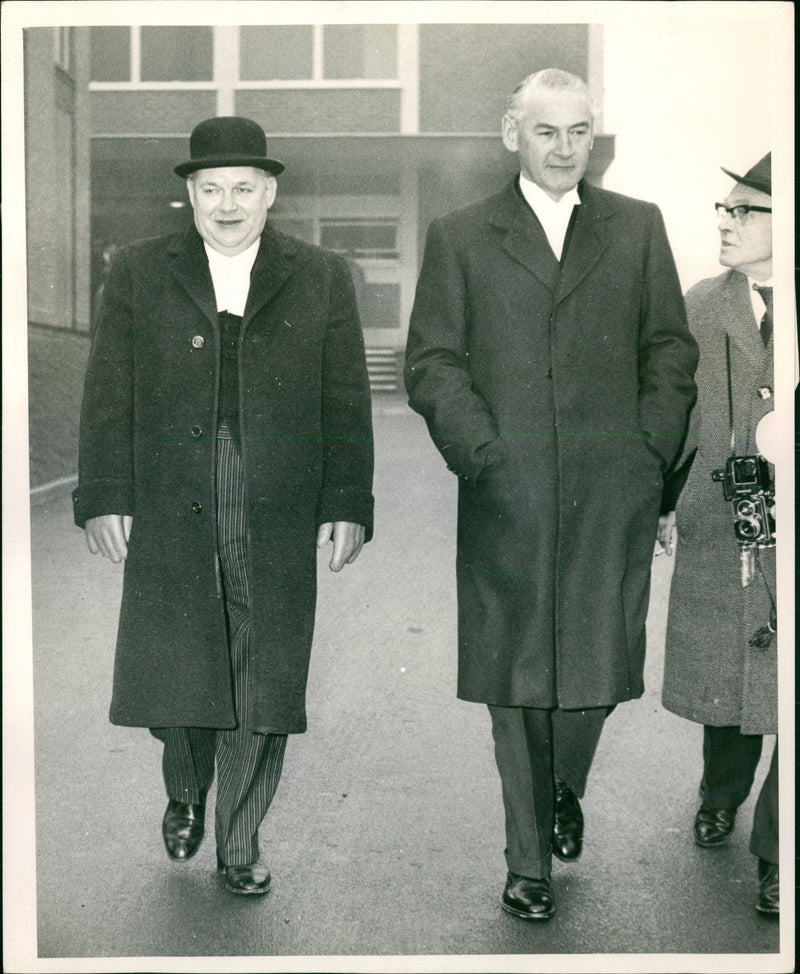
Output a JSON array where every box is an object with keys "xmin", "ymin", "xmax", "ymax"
[
  {"xmin": 174, "ymin": 116, "xmax": 285, "ymax": 178},
  {"xmin": 721, "ymin": 152, "xmax": 771, "ymax": 195}
]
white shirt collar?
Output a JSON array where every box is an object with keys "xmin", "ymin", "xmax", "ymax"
[
  {"xmin": 518, "ymin": 174, "xmax": 580, "ymax": 261},
  {"xmin": 204, "ymin": 237, "xmax": 261, "ymax": 271},
  {"xmin": 519, "ymin": 174, "xmax": 581, "ymax": 213},
  {"xmin": 204, "ymin": 238, "xmax": 261, "ymax": 316}
]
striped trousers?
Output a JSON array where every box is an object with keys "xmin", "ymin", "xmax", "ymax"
[{"xmin": 153, "ymin": 428, "xmax": 287, "ymax": 867}]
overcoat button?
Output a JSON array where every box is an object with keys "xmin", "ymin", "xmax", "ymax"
[
  {"xmin": 190, "ymin": 425, "xmax": 203, "ymax": 438},
  {"xmin": 191, "ymin": 501, "xmax": 202, "ymax": 513},
  {"xmin": 757, "ymin": 386, "xmax": 772, "ymax": 400},
  {"xmin": 191, "ymin": 335, "xmax": 205, "ymax": 348}
]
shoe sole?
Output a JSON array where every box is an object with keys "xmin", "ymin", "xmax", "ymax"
[
  {"xmin": 501, "ymin": 901, "xmax": 554, "ymax": 920},
  {"xmin": 224, "ymin": 881, "xmax": 272, "ymax": 896},
  {"xmin": 218, "ymin": 859, "xmax": 272, "ymax": 895},
  {"xmin": 694, "ymin": 834, "xmax": 733, "ymax": 848},
  {"xmin": 165, "ymin": 846, "xmax": 203, "ymax": 861}
]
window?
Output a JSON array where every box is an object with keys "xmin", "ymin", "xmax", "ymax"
[
  {"xmin": 90, "ymin": 25, "xmax": 400, "ymax": 85},
  {"xmin": 90, "ymin": 27, "xmax": 130, "ymax": 82},
  {"xmin": 89, "ymin": 26, "xmax": 213, "ymax": 83},
  {"xmin": 238, "ymin": 24, "xmax": 398, "ymax": 81},
  {"xmin": 323, "ymin": 25, "xmax": 397, "ymax": 80},
  {"xmin": 320, "ymin": 220, "xmax": 398, "ymax": 259},
  {"xmin": 140, "ymin": 27, "xmax": 213, "ymax": 82},
  {"xmin": 240, "ymin": 26, "xmax": 313, "ymax": 81},
  {"xmin": 320, "ymin": 220, "xmax": 400, "ymax": 330}
]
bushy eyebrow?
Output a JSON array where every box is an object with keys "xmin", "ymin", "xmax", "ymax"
[
  {"xmin": 195, "ymin": 178, "xmax": 258, "ymax": 189},
  {"xmin": 724, "ymin": 195, "xmax": 766, "ymax": 207},
  {"xmin": 532, "ymin": 121, "xmax": 591, "ymax": 131}
]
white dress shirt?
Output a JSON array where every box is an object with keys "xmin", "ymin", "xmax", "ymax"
[
  {"xmin": 518, "ymin": 174, "xmax": 581, "ymax": 262},
  {"xmin": 204, "ymin": 239, "xmax": 260, "ymax": 317}
]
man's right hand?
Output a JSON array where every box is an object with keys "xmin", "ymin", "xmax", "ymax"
[
  {"xmin": 656, "ymin": 511, "xmax": 677, "ymax": 557},
  {"xmin": 85, "ymin": 514, "xmax": 133, "ymax": 563}
]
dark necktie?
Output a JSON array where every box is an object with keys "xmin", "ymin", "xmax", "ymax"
[{"xmin": 753, "ymin": 284, "xmax": 773, "ymax": 347}]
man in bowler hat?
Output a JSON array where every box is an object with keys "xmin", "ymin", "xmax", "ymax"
[
  {"xmin": 73, "ymin": 116, "xmax": 374, "ymax": 895},
  {"xmin": 659, "ymin": 153, "xmax": 779, "ymax": 915},
  {"xmin": 405, "ymin": 69, "xmax": 698, "ymax": 919}
]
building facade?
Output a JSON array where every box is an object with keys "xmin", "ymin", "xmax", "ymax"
[
  {"xmin": 26, "ymin": 22, "xmax": 613, "ymax": 487},
  {"xmin": 25, "ymin": 27, "xmax": 92, "ymax": 488},
  {"xmin": 87, "ymin": 23, "xmax": 612, "ymax": 386}
]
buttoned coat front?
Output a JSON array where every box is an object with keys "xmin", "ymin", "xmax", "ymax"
[
  {"xmin": 405, "ymin": 179, "xmax": 698, "ymax": 710},
  {"xmin": 662, "ymin": 270, "xmax": 776, "ymax": 736},
  {"xmin": 73, "ymin": 224, "xmax": 374, "ymax": 735}
]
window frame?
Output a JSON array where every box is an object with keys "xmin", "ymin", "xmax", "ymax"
[
  {"xmin": 89, "ymin": 24, "xmax": 401, "ymax": 90},
  {"xmin": 89, "ymin": 26, "xmax": 217, "ymax": 89},
  {"xmin": 238, "ymin": 24, "xmax": 399, "ymax": 87}
]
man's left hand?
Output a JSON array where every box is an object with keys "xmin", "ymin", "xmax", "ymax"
[{"xmin": 317, "ymin": 521, "xmax": 365, "ymax": 572}]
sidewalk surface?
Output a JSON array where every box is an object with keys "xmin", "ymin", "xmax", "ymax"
[{"xmin": 27, "ymin": 398, "xmax": 780, "ymax": 965}]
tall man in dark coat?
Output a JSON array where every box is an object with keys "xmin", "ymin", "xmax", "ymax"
[
  {"xmin": 73, "ymin": 117, "xmax": 374, "ymax": 896},
  {"xmin": 405, "ymin": 69, "xmax": 698, "ymax": 919},
  {"xmin": 658, "ymin": 154, "xmax": 779, "ymax": 915}
]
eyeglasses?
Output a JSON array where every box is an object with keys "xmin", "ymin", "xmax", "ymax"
[{"xmin": 715, "ymin": 203, "xmax": 772, "ymax": 224}]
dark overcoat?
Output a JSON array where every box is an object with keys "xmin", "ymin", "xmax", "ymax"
[
  {"xmin": 73, "ymin": 224, "xmax": 374, "ymax": 735},
  {"xmin": 662, "ymin": 270, "xmax": 776, "ymax": 736},
  {"xmin": 405, "ymin": 179, "xmax": 698, "ymax": 710}
]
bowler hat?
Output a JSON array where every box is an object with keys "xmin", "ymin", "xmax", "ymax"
[
  {"xmin": 721, "ymin": 152, "xmax": 771, "ymax": 195},
  {"xmin": 174, "ymin": 116, "xmax": 285, "ymax": 178}
]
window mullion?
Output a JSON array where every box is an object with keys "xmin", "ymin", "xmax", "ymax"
[
  {"xmin": 312, "ymin": 24, "xmax": 323, "ymax": 80},
  {"xmin": 215, "ymin": 26, "xmax": 238, "ymax": 114},
  {"xmin": 130, "ymin": 26, "xmax": 141, "ymax": 83}
]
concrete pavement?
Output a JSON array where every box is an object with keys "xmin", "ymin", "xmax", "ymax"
[{"xmin": 26, "ymin": 399, "xmax": 781, "ymax": 968}]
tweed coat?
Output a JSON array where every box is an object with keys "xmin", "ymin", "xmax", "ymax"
[
  {"xmin": 662, "ymin": 269, "xmax": 776, "ymax": 735},
  {"xmin": 73, "ymin": 223, "xmax": 374, "ymax": 735},
  {"xmin": 405, "ymin": 179, "xmax": 698, "ymax": 710}
]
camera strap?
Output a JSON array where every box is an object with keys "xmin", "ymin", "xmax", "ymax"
[{"xmin": 725, "ymin": 333, "xmax": 735, "ymax": 454}]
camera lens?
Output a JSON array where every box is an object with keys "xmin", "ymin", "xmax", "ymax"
[
  {"xmin": 736, "ymin": 499, "xmax": 757, "ymax": 517},
  {"xmin": 734, "ymin": 517, "xmax": 761, "ymax": 542}
]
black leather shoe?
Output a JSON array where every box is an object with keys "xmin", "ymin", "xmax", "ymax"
[
  {"xmin": 501, "ymin": 872, "xmax": 554, "ymax": 920},
  {"xmin": 693, "ymin": 803, "xmax": 736, "ymax": 848},
  {"xmin": 756, "ymin": 859, "xmax": 779, "ymax": 916},
  {"xmin": 217, "ymin": 855, "xmax": 272, "ymax": 896},
  {"xmin": 553, "ymin": 780, "xmax": 583, "ymax": 862},
  {"xmin": 162, "ymin": 800, "xmax": 206, "ymax": 860}
]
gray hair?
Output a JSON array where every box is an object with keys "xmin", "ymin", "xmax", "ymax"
[{"xmin": 506, "ymin": 68, "xmax": 595, "ymax": 120}]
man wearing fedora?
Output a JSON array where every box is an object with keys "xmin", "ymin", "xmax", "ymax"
[
  {"xmin": 658, "ymin": 153, "xmax": 779, "ymax": 915},
  {"xmin": 405, "ymin": 69, "xmax": 698, "ymax": 920},
  {"xmin": 73, "ymin": 116, "xmax": 374, "ymax": 896}
]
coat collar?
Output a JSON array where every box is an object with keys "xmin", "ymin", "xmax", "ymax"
[
  {"xmin": 719, "ymin": 269, "xmax": 769, "ymax": 368},
  {"xmin": 167, "ymin": 224, "xmax": 298, "ymax": 330},
  {"xmin": 489, "ymin": 178, "xmax": 614, "ymax": 302}
]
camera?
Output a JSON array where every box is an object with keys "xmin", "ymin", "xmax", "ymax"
[{"xmin": 711, "ymin": 455, "xmax": 775, "ymax": 548}]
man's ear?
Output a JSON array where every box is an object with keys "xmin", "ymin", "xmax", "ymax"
[
  {"xmin": 265, "ymin": 175, "xmax": 278, "ymax": 209},
  {"xmin": 501, "ymin": 114, "xmax": 519, "ymax": 153}
]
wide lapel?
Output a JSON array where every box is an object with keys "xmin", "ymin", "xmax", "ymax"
[
  {"xmin": 167, "ymin": 227, "xmax": 219, "ymax": 328},
  {"xmin": 555, "ymin": 181, "xmax": 611, "ymax": 305},
  {"xmin": 490, "ymin": 181, "xmax": 561, "ymax": 294},
  {"xmin": 242, "ymin": 224, "xmax": 298, "ymax": 332},
  {"xmin": 721, "ymin": 269, "xmax": 765, "ymax": 369}
]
